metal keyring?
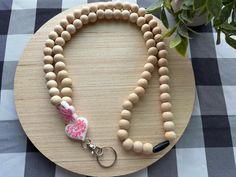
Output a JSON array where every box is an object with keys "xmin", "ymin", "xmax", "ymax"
[{"xmin": 96, "ymin": 147, "xmax": 117, "ymax": 168}]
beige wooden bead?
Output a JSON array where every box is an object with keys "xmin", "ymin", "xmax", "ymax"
[
  {"xmin": 163, "ymin": 121, "xmax": 175, "ymax": 131},
  {"xmin": 117, "ymin": 129, "xmax": 128, "ymax": 141},
  {"xmin": 147, "ymin": 55, "xmax": 157, "ymax": 65},
  {"xmin": 161, "ymin": 102, "xmax": 172, "ymax": 112},
  {"xmin": 143, "ymin": 143, "xmax": 153, "ymax": 155},
  {"xmin": 136, "ymin": 17, "xmax": 146, "ymax": 27},
  {"xmin": 138, "ymin": 7, "xmax": 146, "ymax": 16},
  {"xmin": 55, "ymin": 37, "xmax": 65, "ymax": 46},
  {"xmin": 61, "ymin": 78, "xmax": 72, "ymax": 87},
  {"xmin": 89, "ymin": 5, "xmax": 98, "ymax": 12},
  {"xmin": 129, "ymin": 13, "xmax": 138, "ymax": 23},
  {"xmin": 154, "ymin": 34, "xmax": 162, "ymax": 43},
  {"xmin": 104, "ymin": 9, "xmax": 113, "ymax": 19},
  {"xmin": 50, "ymin": 95, "xmax": 62, "ymax": 106},
  {"xmin": 122, "ymin": 100, "xmax": 133, "ymax": 110},
  {"xmin": 141, "ymin": 71, "xmax": 152, "ymax": 80},
  {"xmin": 43, "ymin": 64, "xmax": 54, "ymax": 73},
  {"xmin": 55, "ymin": 61, "xmax": 66, "ymax": 72},
  {"xmin": 162, "ymin": 112, "xmax": 173, "ymax": 121},
  {"xmin": 143, "ymin": 31, "xmax": 153, "ymax": 41},
  {"xmin": 45, "ymin": 72, "xmax": 56, "ymax": 81},
  {"xmin": 66, "ymin": 13, "xmax": 75, "ymax": 23},
  {"xmin": 137, "ymin": 78, "xmax": 148, "ymax": 88},
  {"xmin": 144, "ymin": 63, "xmax": 155, "ymax": 72},
  {"xmin": 62, "ymin": 96, "xmax": 72, "ymax": 105},
  {"xmin": 119, "ymin": 119, "xmax": 130, "ymax": 130},
  {"xmin": 57, "ymin": 70, "xmax": 69, "ymax": 81},
  {"xmin": 134, "ymin": 86, "xmax": 145, "ymax": 97},
  {"xmin": 43, "ymin": 47, "xmax": 52, "ymax": 55},
  {"xmin": 88, "ymin": 12, "xmax": 97, "ymax": 23},
  {"xmin": 60, "ymin": 19, "xmax": 69, "ymax": 29},
  {"xmin": 114, "ymin": 9, "xmax": 122, "ymax": 20},
  {"xmin": 97, "ymin": 2, "xmax": 106, "ymax": 10},
  {"xmin": 152, "ymin": 26, "xmax": 161, "ymax": 35},
  {"xmin": 128, "ymin": 93, "xmax": 139, "ymax": 104},
  {"xmin": 47, "ymin": 80, "xmax": 58, "ymax": 89},
  {"xmin": 73, "ymin": 19, "xmax": 83, "ymax": 29},
  {"xmin": 158, "ymin": 58, "xmax": 168, "ymax": 66},
  {"xmin": 73, "ymin": 9, "xmax": 81, "ymax": 18},
  {"xmin": 61, "ymin": 31, "xmax": 71, "ymax": 41},
  {"xmin": 133, "ymin": 141, "xmax": 143, "ymax": 153},
  {"xmin": 80, "ymin": 15, "xmax": 89, "ymax": 24},
  {"xmin": 49, "ymin": 87, "xmax": 60, "ymax": 96},
  {"xmin": 44, "ymin": 55, "xmax": 53, "ymax": 64},
  {"xmin": 121, "ymin": 110, "xmax": 131, "ymax": 120},
  {"xmin": 81, "ymin": 6, "xmax": 90, "ymax": 15},
  {"xmin": 123, "ymin": 2, "xmax": 131, "ymax": 10},
  {"xmin": 121, "ymin": 10, "xmax": 130, "ymax": 20},
  {"xmin": 131, "ymin": 4, "xmax": 139, "ymax": 12},
  {"xmin": 144, "ymin": 14, "xmax": 153, "ymax": 22},
  {"xmin": 54, "ymin": 25, "xmax": 64, "ymax": 35},
  {"xmin": 147, "ymin": 47, "xmax": 158, "ymax": 56},
  {"xmin": 105, "ymin": 1, "xmax": 113, "ymax": 9},
  {"xmin": 146, "ymin": 39, "xmax": 156, "ymax": 48},
  {"xmin": 122, "ymin": 138, "xmax": 133, "ymax": 151},
  {"xmin": 61, "ymin": 87, "xmax": 72, "ymax": 97},
  {"xmin": 48, "ymin": 31, "xmax": 58, "ymax": 40},
  {"xmin": 97, "ymin": 9, "xmax": 105, "ymax": 19},
  {"xmin": 66, "ymin": 24, "xmax": 76, "ymax": 34},
  {"xmin": 159, "ymin": 75, "xmax": 170, "ymax": 84},
  {"xmin": 114, "ymin": 1, "xmax": 123, "ymax": 9},
  {"xmin": 54, "ymin": 53, "xmax": 65, "ymax": 63},
  {"xmin": 53, "ymin": 45, "xmax": 63, "ymax": 54},
  {"xmin": 45, "ymin": 39, "xmax": 54, "ymax": 48},
  {"xmin": 159, "ymin": 66, "xmax": 169, "ymax": 75},
  {"xmin": 149, "ymin": 19, "xmax": 158, "ymax": 28},
  {"xmin": 159, "ymin": 50, "xmax": 168, "ymax": 58},
  {"xmin": 160, "ymin": 84, "xmax": 170, "ymax": 93},
  {"xmin": 160, "ymin": 93, "xmax": 171, "ymax": 102},
  {"xmin": 156, "ymin": 41, "xmax": 166, "ymax": 50},
  {"xmin": 164, "ymin": 131, "xmax": 176, "ymax": 141},
  {"xmin": 141, "ymin": 24, "xmax": 150, "ymax": 33}
]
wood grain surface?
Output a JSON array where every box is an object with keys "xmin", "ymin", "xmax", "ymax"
[{"xmin": 14, "ymin": 3, "xmax": 195, "ymax": 177}]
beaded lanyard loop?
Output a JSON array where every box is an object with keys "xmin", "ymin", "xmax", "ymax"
[{"xmin": 43, "ymin": 1, "xmax": 176, "ymax": 167}]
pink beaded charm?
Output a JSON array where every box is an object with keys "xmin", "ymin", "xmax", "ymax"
[{"xmin": 58, "ymin": 101, "xmax": 77, "ymax": 123}]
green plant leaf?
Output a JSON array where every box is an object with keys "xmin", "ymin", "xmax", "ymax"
[
  {"xmin": 225, "ymin": 35, "xmax": 236, "ymax": 49},
  {"xmin": 164, "ymin": 0, "xmax": 172, "ymax": 9},
  {"xmin": 162, "ymin": 27, "xmax": 177, "ymax": 38},
  {"xmin": 161, "ymin": 8, "xmax": 169, "ymax": 28},
  {"xmin": 146, "ymin": 0, "xmax": 163, "ymax": 13},
  {"xmin": 179, "ymin": 10, "xmax": 193, "ymax": 23},
  {"xmin": 207, "ymin": 0, "xmax": 223, "ymax": 17},
  {"xmin": 175, "ymin": 36, "xmax": 189, "ymax": 56},
  {"xmin": 214, "ymin": 4, "xmax": 232, "ymax": 26},
  {"xmin": 216, "ymin": 28, "xmax": 221, "ymax": 44},
  {"xmin": 193, "ymin": 0, "xmax": 206, "ymax": 9},
  {"xmin": 183, "ymin": 0, "xmax": 194, "ymax": 7},
  {"xmin": 177, "ymin": 25, "xmax": 190, "ymax": 38},
  {"xmin": 221, "ymin": 22, "xmax": 236, "ymax": 31},
  {"xmin": 170, "ymin": 33, "xmax": 182, "ymax": 48}
]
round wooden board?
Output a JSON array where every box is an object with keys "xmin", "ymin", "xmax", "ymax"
[{"xmin": 14, "ymin": 3, "xmax": 195, "ymax": 177}]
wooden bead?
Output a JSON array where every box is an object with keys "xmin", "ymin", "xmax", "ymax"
[
  {"xmin": 158, "ymin": 58, "xmax": 168, "ymax": 66},
  {"xmin": 117, "ymin": 129, "xmax": 128, "ymax": 141},
  {"xmin": 141, "ymin": 24, "xmax": 150, "ymax": 33},
  {"xmin": 134, "ymin": 86, "xmax": 145, "ymax": 97},
  {"xmin": 144, "ymin": 63, "xmax": 155, "ymax": 72},
  {"xmin": 164, "ymin": 131, "xmax": 176, "ymax": 141},
  {"xmin": 160, "ymin": 84, "xmax": 170, "ymax": 93},
  {"xmin": 88, "ymin": 12, "xmax": 97, "ymax": 23},
  {"xmin": 162, "ymin": 112, "xmax": 173, "ymax": 121},
  {"xmin": 131, "ymin": 4, "xmax": 139, "ymax": 12},
  {"xmin": 159, "ymin": 50, "xmax": 168, "ymax": 58},
  {"xmin": 61, "ymin": 87, "xmax": 72, "ymax": 97},
  {"xmin": 55, "ymin": 37, "xmax": 65, "ymax": 46},
  {"xmin": 148, "ymin": 47, "xmax": 158, "ymax": 55},
  {"xmin": 154, "ymin": 34, "xmax": 162, "ymax": 43},
  {"xmin": 160, "ymin": 93, "xmax": 171, "ymax": 102},
  {"xmin": 55, "ymin": 61, "xmax": 66, "ymax": 72},
  {"xmin": 97, "ymin": 2, "xmax": 106, "ymax": 10},
  {"xmin": 66, "ymin": 24, "xmax": 76, "ymax": 34},
  {"xmin": 128, "ymin": 93, "xmax": 139, "ymax": 104},
  {"xmin": 159, "ymin": 75, "xmax": 170, "ymax": 84},
  {"xmin": 104, "ymin": 9, "xmax": 113, "ymax": 19},
  {"xmin": 50, "ymin": 95, "xmax": 61, "ymax": 106},
  {"xmin": 137, "ymin": 78, "xmax": 148, "ymax": 88},
  {"xmin": 81, "ymin": 6, "xmax": 90, "ymax": 15},
  {"xmin": 113, "ymin": 9, "xmax": 122, "ymax": 20},
  {"xmin": 73, "ymin": 19, "xmax": 83, "ymax": 29},
  {"xmin": 143, "ymin": 143, "xmax": 153, "ymax": 155},
  {"xmin": 61, "ymin": 78, "xmax": 72, "ymax": 87},
  {"xmin": 163, "ymin": 121, "xmax": 175, "ymax": 131},
  {"xmin": 149, "ymin": 19, "xmax": 158, "ymax": 28},
  {"xmin": 73, "ymin": 9, "xmax": 81, "ymax": 18},
  {"xmin": 121, "ymin": 10, "xmax": 130, "ymax": 20},
  {"xmin": 62, "ymin": 96, "xmax": 72, "ymax": 105},
  {"xmin": 105, "ymin": 2, "xmax": 113, "ymax": 9},
  {"xmin": 97, "ymin": 9, "xmax": 105, "ymax": 19},
  {"xmin": 144, "ymin": 14, "xmax": 153, "ymax": 22},
  {"xmin": 60, "ymin": 19, "xmax": 69, "ymax": 29},
  {"xmin": 45, "ymin": 39, "xmax": 54, "ymax": 48},
  {"xmin": 152, "ymin": 26, "xmax": 161, "ymax": 35},
  {"xmin": 161, "ymin": 102, "xmax": 172, "ymax": 112},
  {"xmin": 119, "ymin": 119, "xmax": 130, "ymax": 130},
  {"xmin": 159, "ymin": 66, "xmax": 169, "ymax": 75},
  {"xmin": 66, "ymin": 13, "xmax": 75, "ymax": 23},
  {"xmin": 43, "ymin": 64, "xmax": 54, "ymax": 73},
  {"xmin": 123, "ymin": 2, "xmax": 131, "ymax": 10},
  {"xmin": 61, "ymin": 31, "xmax": 71, "ymax": 41},
  {"xmin": 122, "ymin": 100, "xmax": 133, "ymax": 110},
  {"xmin": 136, "ymin": 17, "xmax": 146, "ymax": 27},
  {"xmin": 44, "ymin": 56, "xmax": 53, "ymax": 64},
  {"xmin": 146, "ymin": 39, "xmax": 156, "ymax": 48},
  {"xmin": 156, "ymin": 41, "xmax": 166, "ymax": 50},
  {"xmin": 129, "ymin": 13, "xmax": 138, "ymax": 23},
  {"xmin": 45, "ymin": 72, "xmax": 56, "ymax": 81},
  {"xmin": 80, "ymin": 15, "xmax": 89, "ymax": 24},
  {"xmin": 122, "ymin": 138, "xmax": 133, "ymax": 151},
  {"xmin": 57, "ymin": 70, "xmax": 69, "ymax": 81},
  {"xmin": 53, "ymin": 45, "xmax": 63, "ymax": 54},
  {"xmin": 133, "ymin": 141, "xmax": 143, "ymax": 153},
  {"xmin": 43, "ymin": 47, "xmax": 52, "ymax": 55},
  {"xmin": 47, "ymin": 80, "xmax": 58, "ymax": 89},
  {"xmin": 48, "ymin": 31, "xmax": 58, "ymax": 40},
  {"xmin": 54, "ymin": 54, "xmax": 65, "ymax": 63},
  {"xmin": 143, "ymin": 31, "xmax": 153, "ymax": 41},
  {"xmin": 54, "ymin": 25, "xmax": 64, "ymax": 35},
  {"xmin": 121, "ymin": 110, "xmax": 131, "ymax": 120},
  {"xmin": 89, "ymin": 5, "xmax": 98, "ymax": 12},
  {"xmin": 138, "ymin": 7, "xmax": 146, "ymax": 16},
  {"xmin": 114, "ymin": 1, "xmax": 123, "ymax": 9},
  {"xmin": 141, "ymin": 71, "xmax": 152, "ymax": 80},
  {"xmin": 49, "ymin": 87, "xmax": 60, "ymax": 96},
  {"xmin": 147, "ymin": 55, "xmax": 157, "ymax": 65}
]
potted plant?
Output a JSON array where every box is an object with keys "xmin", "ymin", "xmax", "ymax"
[{"xmin": 147, "ymin": 0, "xmax": 236, "ymax": 56}]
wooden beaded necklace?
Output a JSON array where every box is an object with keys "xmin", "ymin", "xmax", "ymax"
[{"xmin": 43, "ymin": 1, "xmax": 176, "ymax": 168}]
